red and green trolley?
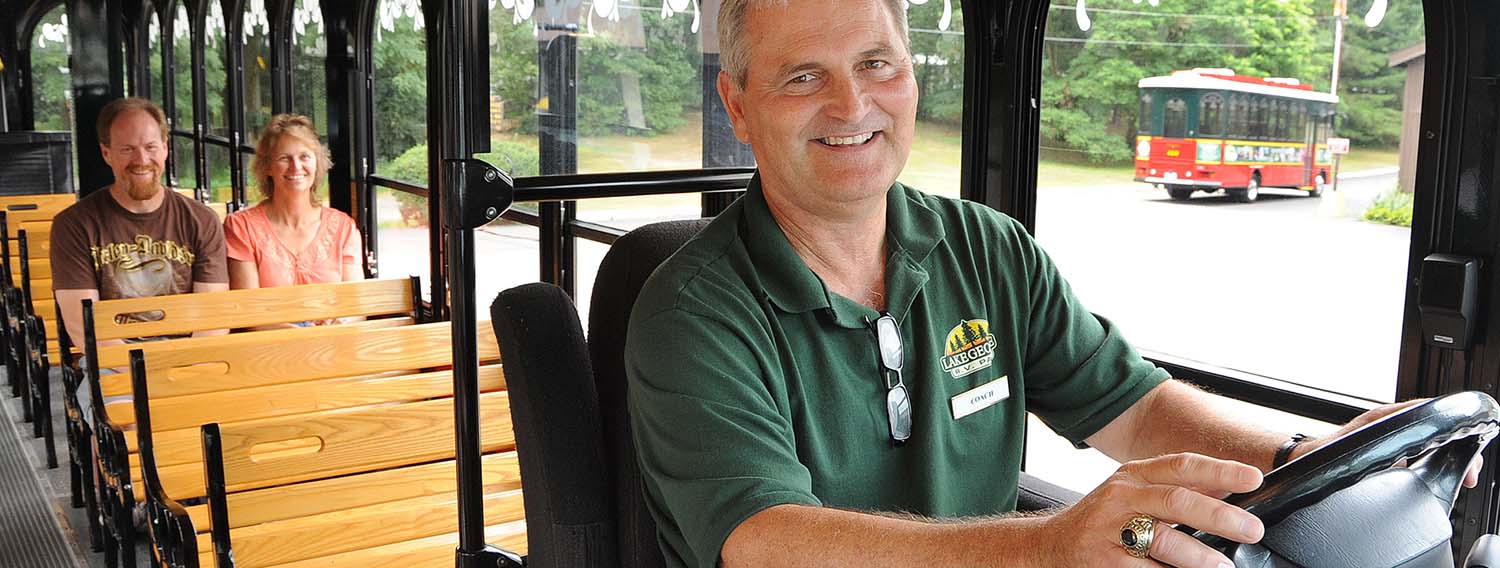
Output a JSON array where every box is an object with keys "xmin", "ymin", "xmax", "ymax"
[{"xmin": 1134, "ymin": 68, "xmax": 1339, "ymax": 203}]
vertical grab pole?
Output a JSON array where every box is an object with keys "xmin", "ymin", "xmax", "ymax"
[
  {"xmin": 435, "ymin": 0, "xmax": 518, "ymax": 566},
  {"xmin": 446, "ymin": 199, "xmax": 485, "ymax": 566},
  {"xmin": 444, "ymin": 163, "xmax": 517, "ymax": 567}
]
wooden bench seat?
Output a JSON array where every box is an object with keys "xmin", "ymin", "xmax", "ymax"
[
  {"xmin": 100, "ymin": 317, "xmax": 429, "ymax": 499},
  {"xmin": 96, "ymin": 317, "xmax": 421, "ymax": 496},
  {"xmin": 181, "ymin": 451, "xmax": 521, "ymax": 532},
  {"xmin": 117, "ymin": 364, "xmax": 504, "ymax": 496},
  {"xmin": 113, "ymin": 321, "xmax": 503, "ymax": 566},
  {"xmin": 197, "ymin": 489, "xmax": 525, "ymax": 567},
  {"xmin": 115, "ymin": 329, "xmax": 516, "ymax": 567},
  {"xmin": 0, "ymin": 194, "xmax": 75, "ymax": 239},
  {"xmin": 86, "ymin": 277, "xmax": 420, "ymax": 342},
  {"xmin": 188, "ymin": 390, "xmax": 521, "ymax": 567},
  {"xmin": 2, "ymin": 199, "xmax": 70, "ymax": 474},
  {"xmin": 140, "ymin": 388, "xmax": 512, "ymax": 510},
  {"xmin": 266, "ymin": 520, "xmax": 528, "ymax": 568},
  {"xmin": 62, "ymin": 277, "xmax": 422, "ymax": 565}
]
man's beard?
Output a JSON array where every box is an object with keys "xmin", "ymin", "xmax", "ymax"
[{"xmin": 123, "ymin": 171, "xmax": 162, "ymax": 201}]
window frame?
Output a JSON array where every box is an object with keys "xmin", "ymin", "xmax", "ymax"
[
  {"xmin": 95, "ymin": 0, "xmax": 1500, "ymax": 553},
  {"xmin": 1199, "ymin": 92, "xmax": 1224, "ymax": 138},
  {"xmin": 1006, "ymin": 0, "xmax": 1450, "ymax": 428},
  {"xmin": 1162, "ymin": 95, "xmax": 1188, "ymax": 139}
]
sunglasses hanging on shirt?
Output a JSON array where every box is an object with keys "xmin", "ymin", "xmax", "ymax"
[{"xmin": 870, "ymin": 313, "xmax": 912, "ymax": 445}]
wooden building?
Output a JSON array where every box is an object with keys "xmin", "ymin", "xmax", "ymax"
[{"xmin": 1389, "ymin": 41, "xmax": 1426, "ymax": 194}]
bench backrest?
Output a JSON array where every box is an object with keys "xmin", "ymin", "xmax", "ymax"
[
  {"xmin": 0, "ymin": 194, "xmax": 74, "ymax": 237},
  {"xmin": 115, "ymin": 321, "xmax": 499, "ymax": 490},
  {"xmin": 7, "ymin": 226, "xmax": 52, "ymax": 281},
  {"xmin": 118, "ymin": 363, "xmax": 504, "ymax": 496},
  {"xmin": 8, "ymin": 218, "xmax": 60, "ymax": 359},
  {"xmin": 88, "ymin": 276, "xmax": 420, "ymax": 343},
  {"xmin": 196, "ymin": 393, "xmax": 520, "ymax": 567},
  {"xmin": 184, "ymin": 450, "xmax": 521, "ymax": 531},
  {"xmin": 99, "ymin": 319, "xmax": 497, "ymax": 400},
  {"xmin": 209, "ymin": 392, "xmax": 515, "ymax": 493},
  {"xmin": 110, "ymin": 364, "xmax": 505, "ymax": 431}
]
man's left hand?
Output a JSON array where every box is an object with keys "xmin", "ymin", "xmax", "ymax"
[{"xmin": 1287, "ymin": 399, "xmax": 1483, "ymax": 488}]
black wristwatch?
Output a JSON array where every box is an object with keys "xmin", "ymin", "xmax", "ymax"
[{"xmin": 1272, "ymin": 433, "xmax": 1310, "ymax": 469}]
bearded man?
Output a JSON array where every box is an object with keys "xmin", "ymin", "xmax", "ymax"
[{"xmin": 51, "ymin": 97, "xmax": 228, "ymax": 422}]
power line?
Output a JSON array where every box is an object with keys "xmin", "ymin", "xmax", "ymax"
[
  {"xmin": 1044, "ymin": 36, "xmax": 1254, "ymax": 48},
  {"xmin": 910, "ymin": 28, "xmax": 965, "ymax": 36},
  {"xmin": 1046, "ymin": 4, "xmax": 1327, "ymax": 21}
]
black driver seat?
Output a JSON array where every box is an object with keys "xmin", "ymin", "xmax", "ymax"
[{"xmin": 492, "ymin": 218, "xmax": 1083, "ymax": 568}]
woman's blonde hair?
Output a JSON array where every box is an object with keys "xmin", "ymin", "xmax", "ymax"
[{"xmin": 251, "ymin": 114, "xmax": 333, "ymax": 203}]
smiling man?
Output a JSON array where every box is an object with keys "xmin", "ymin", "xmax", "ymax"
[
  {"xmin": 51, "ymin": 97, "xmax": 228, "ymax": 414},
  {"xmin": 625, "ymin": 2, "xmax": 1470, "ymax": 568}
]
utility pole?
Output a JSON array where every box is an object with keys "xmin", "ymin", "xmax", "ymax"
[{"xmin": 1330, "ymin": 0, "xmax": 1347, "ymax": 94}]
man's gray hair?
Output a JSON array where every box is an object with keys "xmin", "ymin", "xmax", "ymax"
[{"xmin": 717, "ymin": 0, "xmax": 911, "ymax": 88}]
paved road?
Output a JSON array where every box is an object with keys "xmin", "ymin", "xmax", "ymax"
[
  {"xmin": 1026, "ymin": 169, "xmax": 1409, "ymax": 492},
  {"xmin": 1035, "ymin": 170, "xmax": 1407, "ymax": 404}
]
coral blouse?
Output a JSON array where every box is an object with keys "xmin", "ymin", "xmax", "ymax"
[{"xmin": 223, "ymin": 204, "xmax": 362, "ymax": 288}]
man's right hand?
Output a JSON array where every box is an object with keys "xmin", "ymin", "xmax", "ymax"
[{"xmin": 1037, "ymin": 453, "xmax": 1265, "ymax": 567}]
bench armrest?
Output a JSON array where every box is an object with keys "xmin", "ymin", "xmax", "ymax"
[{"xmin": 144, "ymin": 480, "xmax": 199, "ymax": 568}]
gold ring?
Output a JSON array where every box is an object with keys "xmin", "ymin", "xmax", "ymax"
[{"xmin": 1120, "ymin": 514, "xmax": 1156, "ymax": 558}]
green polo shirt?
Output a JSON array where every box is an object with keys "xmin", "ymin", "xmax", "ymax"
[{"xmin": 625, "ymin": 177, "xmax": 1168, "ymax": 568}]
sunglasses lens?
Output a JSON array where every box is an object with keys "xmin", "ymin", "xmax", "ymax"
[
  {"xmin": 886, "ymin": 384, "xmax": 912, "ymax": 443},
  {"xmin": 876, "ymin": 316, "xmax": 903, "ymax": 369}
]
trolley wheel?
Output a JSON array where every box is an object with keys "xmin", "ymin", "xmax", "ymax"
[
  {"xmin": 1230, "ymin": 174, "xmax": 1261, "ymax": 203},
  {"xmin": 1167, "ymin": 187, "xmax": 1194, "ymax": 201}
]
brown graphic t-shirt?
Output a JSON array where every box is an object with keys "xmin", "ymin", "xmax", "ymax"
[{"xmin": 50, "ymin": 189, "xmax": 228, "ymax": 318}]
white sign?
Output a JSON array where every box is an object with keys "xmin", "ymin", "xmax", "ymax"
[{"xmin": 1328, "ymin": 137, "xmax": 1351, "ymax": 155}]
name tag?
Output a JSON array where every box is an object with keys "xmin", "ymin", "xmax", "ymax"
[{"xmin": 950, "ymin": 376, "xmax": 1010, "ymax": 420}]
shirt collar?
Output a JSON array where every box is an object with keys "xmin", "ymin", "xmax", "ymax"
[{"xmin": 740, "ymin": 174, "xmax": 946, "ymax": 327}]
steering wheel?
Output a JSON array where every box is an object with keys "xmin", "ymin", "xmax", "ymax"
[{"xmin": 1194, "ymin": 391, "xmax": 1500, "ymax": 568}]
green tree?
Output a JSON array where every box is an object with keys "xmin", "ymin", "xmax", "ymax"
[
  {"xmin": 490, "ymin": 9, "xmax": 539, "ymax": 134},
  {"xmin": 908, "ymin": 1, "xmax": 966, "ymax": 124},
  {"xmin": 1040, "ymin": 0, "xmax": 1325, "ymax": 163},
  {"xmin": 172, "ymin": 18, "xmax": 195, "ymax": 126},
  {"xmin": 204, "ymin": 5, "xmax": 230, "ymax": 137},
  {"xmin": 575, "ymin": 11, "xmax": 699, "ymax": 136},
  {"xmin": 30, "ymin": 6, "xmax": 71, "ymax": 132},
  {"xmin": 372, "ymin": 4, "xmax": 428, "ymax": 165},
  {"xmin": 1336, "ymin": 0, "xmax": 1424, "ymax": 148}
]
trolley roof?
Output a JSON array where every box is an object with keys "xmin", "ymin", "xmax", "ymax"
[{"xmin": 1138, "ymin": 69, "xmax": 1340, "ymax": 104}]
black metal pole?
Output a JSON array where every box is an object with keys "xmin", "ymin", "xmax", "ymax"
[
  {"xmin": 161, "ymin": 3, "xmax": 182, "ymax": 190},
  {"xmin": 434, "ymin": 1, "xmax": 518, "ymax": 566},
  {"xmin": 437, "ymin": 3, "xmax": 481, "ymax": 558},
  {"xmin": 0, "ymin": 212, "xmax": 13, "ymax": 396},
  {"xmin": 226, "ymin": 0, "xmax": 248, "ymax": 208},
  {"xmin": 537, "ymin": 26, "xmax": 577, "ymax": 295},
  {"xmin": 0, "ymin": 66, "xmax": 9, "ymax": 132},
  {"xmin": 698, "ymin": 40, "xmax": 753, "ymax": 216},
  {"xmin": 68, "ymin": 0, "xmax": 128, "ymax": 196},
  {"xmin": 190, "ymin": 4, "xmax": 209, "ymax": 200},
  {"xmin": 447, "ymin": 213, "xmax": 485, "ymax": 561}
]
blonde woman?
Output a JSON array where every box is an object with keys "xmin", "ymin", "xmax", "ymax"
[{"xmin": 224, "ymin": 114, "xmax": 363, "ymax": 323}]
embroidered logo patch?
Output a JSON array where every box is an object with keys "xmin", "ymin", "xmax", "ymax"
[{"xmin": 941, "ymin": 319, "xmax": 995, "ymax": 379}]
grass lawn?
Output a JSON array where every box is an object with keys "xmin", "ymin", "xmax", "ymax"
[
  {"xmin": 1335, "ymin": 146, "xmax": 1401, "ymax": 174},
  {"xmin": 1036, "ymin": 161, "xmax": 1133, "ymax": 189}
]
